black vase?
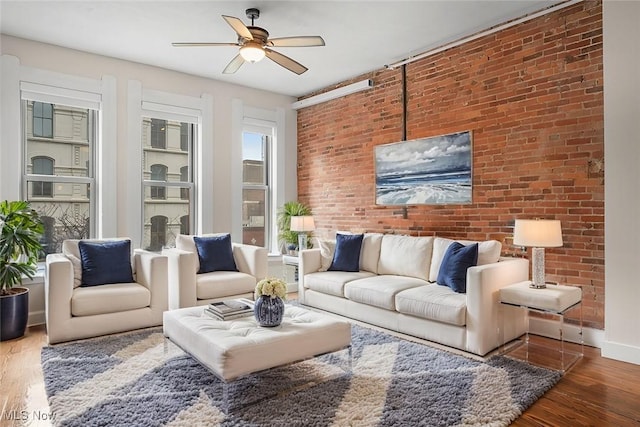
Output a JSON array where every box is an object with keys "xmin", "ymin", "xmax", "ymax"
[{"xmin": 1, "ymin": 287, "xmax": 29, "ymax": 341}]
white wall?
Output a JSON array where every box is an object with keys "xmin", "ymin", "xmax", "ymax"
[
  {"xmin": 603, "ymin": 1, "xmax": 640, "ymax": 365},
  {"xmin": 0, "ymin": 35, "xmax": 298, "ymax": 241}
]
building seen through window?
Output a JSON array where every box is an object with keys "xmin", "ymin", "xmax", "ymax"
[
  {"xmin": 242, "ymin": 131, "xmax": 269, "ymax": 249},
  {"xmin": 23, "ymin": 100, "xmax": 94, "ymax": 257},
  {"xmin": 142, "ymin": 117, "xmax": 194, "ymax": 251}
]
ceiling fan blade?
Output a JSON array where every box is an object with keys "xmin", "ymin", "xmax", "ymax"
[
  {"xmin": 172, "ymin": 42, "xmax": 239, "ymax": 47},
  {"xmin": 268, "ymin": 36, "xmax": 325, "ymax": 47},
  {"xmin": 264, "ymin": 48, "xmax": 308, "ymax": 75},
  {"xmin": 223, "ymin": 54, "xmax": 245, "ymax": 74},
  {"xmin": 222, "ymin": 15, "xmax": 253, "ymax": 40}
]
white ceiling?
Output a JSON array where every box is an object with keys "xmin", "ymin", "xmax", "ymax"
[{"xmin": 0, "ymin": 1, "xmax": 562, "ymax": 97}]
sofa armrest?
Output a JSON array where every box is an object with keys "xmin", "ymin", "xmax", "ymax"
[
  {"xmin": 232, "ymin": 243, "xmax": 268, "ymax": 281},
  {"xmin": 464, "ymin": 257, "xmax": 529, "ymax": 355},
  {"xmin": 134, "ymin": 249, "xmax": 168, "ymax": 312},
  {"xmin": 163, "ymin": 248, "xmax": 198, "ymax": 310},
  {"xmin": 298, "ymin": 249, "xmax": 322, "ymax": 303},
  {"xmin": 45, "ymin": 253, "xmax": 75, "ymax": 335}
]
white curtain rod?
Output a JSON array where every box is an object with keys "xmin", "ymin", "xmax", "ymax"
[{"xmin": 385, "ymin": 0, "xmax": 583, "ymax": 70}]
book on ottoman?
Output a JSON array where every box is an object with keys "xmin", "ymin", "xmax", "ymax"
[{"xmin": 206, "ymin": 299, "xmax": 253, "ymax": 320}]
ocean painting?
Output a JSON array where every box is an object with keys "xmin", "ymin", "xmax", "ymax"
[{"xmin": 375, "ymin": 131, "xmax": 472, "ymax": 205}]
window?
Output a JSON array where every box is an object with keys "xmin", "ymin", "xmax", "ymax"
[
  {"xmin": 242, "ymin": 131, "xmax": 269, "ymax": 248},
  {"xmin": 149, "ymin": 215, "xmax": 168, "ymax": 251},
  {"xmin": 180, "ymin": 123, "xmax": 189, "ymax": 151},
  {"xmin": 180, "ymin": 166, "xmax": 189, "ymax": 200},
  {"xmin": 23, "ymin": 100, "xmax": 95, "ymax": 255},
  {"xmin": 150, "ymin": 118, "xmax": 166, "ymax": 149},
  {"xmin": 142, "ymin": 118, "xmax": 194, "ymax": 251},
  {"xmin": 31, "ymin": 156, "xmax": 54, "ymax": 197},
  {"xmin": 150, "ymin": 164, "xmax": 167, "ymax": 200},
  {"xmin": 33, "ymin": 101, "xmax": 53, "ymax": 138},
  {"xmin": 180, "ymin": 215, "xmax": 189, "ymax": 235}
]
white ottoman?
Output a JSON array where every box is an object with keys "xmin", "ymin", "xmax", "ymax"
[{"xmin": 163, "ymin": 305, "xmax": 351, "ymax": 382}]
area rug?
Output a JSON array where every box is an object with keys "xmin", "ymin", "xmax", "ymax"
[{"xmin": 41, "ymin": 324, "xmax": 560, "ymax": 427}]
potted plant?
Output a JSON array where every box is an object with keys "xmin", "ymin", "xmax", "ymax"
[
  {"xmin": 1, "ymin": 200, "xmax": 44, "ymax": 341},
  {"xmin": 276, "ymin": 201, "xmax": 312, "ymax": 253}
]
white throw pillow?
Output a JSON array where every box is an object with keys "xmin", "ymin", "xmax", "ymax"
[
  {"xmin": 429, "ymin": 237, "xmax": 502, "ymax": 282},
  {"xmin": 360, "ymin": 233, "xmax": 383, "ymax": 273},
  {"xmin": 315, "ymin": 239, "xmax": 336, "ymax": 272}
]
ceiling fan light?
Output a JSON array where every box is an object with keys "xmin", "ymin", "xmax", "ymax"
[{"xmin": 240, "ymin": 44, "xmax": 265, "ymax": 63}]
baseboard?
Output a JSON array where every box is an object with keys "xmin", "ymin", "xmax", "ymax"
[
  {"xmin": 529, "ymin": 317, "xmax": 604, "ymax": 348},
  {"xmin": 601, "ymin": 340, "xmax": 640, "ymax": 365},
  {"xmin": 28, "ymin": 310, "xmax": 45, "ymax": 326}
]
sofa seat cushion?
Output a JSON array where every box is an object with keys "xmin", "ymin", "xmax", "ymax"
[
  {"xmin": 344, "ymin": 275, "xmax": 428, "ymax": 310},
  {"xmin": 196, "ymin": 271, "xmax": 256, "ymax": 300},
  {"xmin": 71, "ymin": 283, "xmax": 150, "ymax": 317},
  {"xmin": 305, "ymin": 271, "xmax": 376, "ymax": 297},
  {"xmin": 395, "ymin": 285, "xmax": 467, "ymax": 326}
]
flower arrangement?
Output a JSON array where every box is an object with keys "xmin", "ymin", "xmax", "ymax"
[{"xmin": 255, "ymin": 277, "xmax": 287, "ymax": 300}]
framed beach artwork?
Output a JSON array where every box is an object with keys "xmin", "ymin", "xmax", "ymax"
[{"xmin": 374, "ymin": 131, "xmax": 472, "ymax": 205}]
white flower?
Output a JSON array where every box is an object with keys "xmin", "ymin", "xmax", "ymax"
[{"xmin": 255, "ymin": 277, "xmax": 287, "ymax": 299}]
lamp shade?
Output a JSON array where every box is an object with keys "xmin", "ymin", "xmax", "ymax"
[
  {"xmin": 239, "ymin": 43, "xmax": 265, "ymax": 63},
  {"xmin": 513, "ymin": 219, "xmax": 563, "ymax": 248},
  {"xmin": 290, "ymin": 216, "xmax": 315, "ymax": 232}
]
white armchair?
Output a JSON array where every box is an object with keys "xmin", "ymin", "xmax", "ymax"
[
  {"xmin": 45, "ymin": 239, "xmax": 168, "ymax": 344},
  {"xmin": 163, "ymin": 234, "xmax": 268, "ymax": 309}
]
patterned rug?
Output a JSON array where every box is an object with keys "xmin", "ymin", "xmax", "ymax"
[{"xmin": 41, "ymin": 324, "xmax": 560, "ymax": 427}]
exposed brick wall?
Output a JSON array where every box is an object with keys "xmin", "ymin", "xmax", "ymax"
[{"xmin": 297, "ymin": 1, "xmax": 604, "ymax": 328}]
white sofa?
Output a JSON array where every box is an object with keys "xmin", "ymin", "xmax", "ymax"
[
  {"xmin": 299, "ymin": 233, "xmax": 528, "ymax": 356},
  {"xmin": 163, "ymin": 234, "xmax": 268, "ymax": 309},
  {"xmin": 45, "ymin": 239, "xmax": 168, "ymax": 344}
]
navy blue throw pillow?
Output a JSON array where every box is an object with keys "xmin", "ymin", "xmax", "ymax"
[
  {"xmin": 194, "ymin": 234, "xmax": 238, "ymax": 274},
  {"xmin": 328, "ymin": 233, "xmax": 364, "ymax": 272},
  {"xmin": 79, "ymin": 240, "xmax": 134, "ymax": 287},
  {"xmin": 436, "ymin": 242, "xmax": 479, "ymax": 293}
]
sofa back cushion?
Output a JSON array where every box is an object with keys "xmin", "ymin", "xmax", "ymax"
[
  {"xmin": 377, "ymin": 235, "xmax": 433, "ymax": 281},
  {"xmin": 429, "ymin": 237, "xmax": 502, "ymax": 282}
]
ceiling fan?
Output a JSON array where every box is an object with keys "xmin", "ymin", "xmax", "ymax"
[{"xmin": 172, "ymin": 8, "xmax": 325, "ymax": 75}]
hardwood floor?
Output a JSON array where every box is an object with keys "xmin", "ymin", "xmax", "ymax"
[{"xmin": 2, "ymin": 325, "xmax": 640, "ymax": 426}]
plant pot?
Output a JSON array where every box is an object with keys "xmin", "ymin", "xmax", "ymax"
[
  {"xmin": 0, "ymin": 287, "xmax": 29, "ymax": 341},
  {"xmin": 253, "ymin": 295, "xmax": 284, "ymax": 327}
]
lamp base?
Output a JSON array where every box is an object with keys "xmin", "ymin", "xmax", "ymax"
[
  {"xmin": 528, "ymin": 281, "xmax": 547, "ymax": 289},
  {"xmin": 530, "ymin": 247, "xmax": 546, "ymax": 289},
  {"xmin": 297, "ymin": 233, "xmax": 308, "ymax": 253}
]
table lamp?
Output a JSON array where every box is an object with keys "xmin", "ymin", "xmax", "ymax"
[
  {"xmin": 513, "ymin": 219, "xmax": 563, "ymax": 289},
  {"xmin": 290, "ymin": 216, "xmax": 315, "ymax": 252}
]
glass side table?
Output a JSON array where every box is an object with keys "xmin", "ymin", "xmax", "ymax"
[
  {"xmin": 499, "ymin": 281, "xmax": 583, "ymax": 373},
  {"xmin": 282, "ymin": 254, "xmax": 299, "ymax": 289}
]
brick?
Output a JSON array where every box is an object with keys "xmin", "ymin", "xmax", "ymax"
[{"xmin": 297, "ymin": 2, "xmax": 604, "ymax": 328}]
